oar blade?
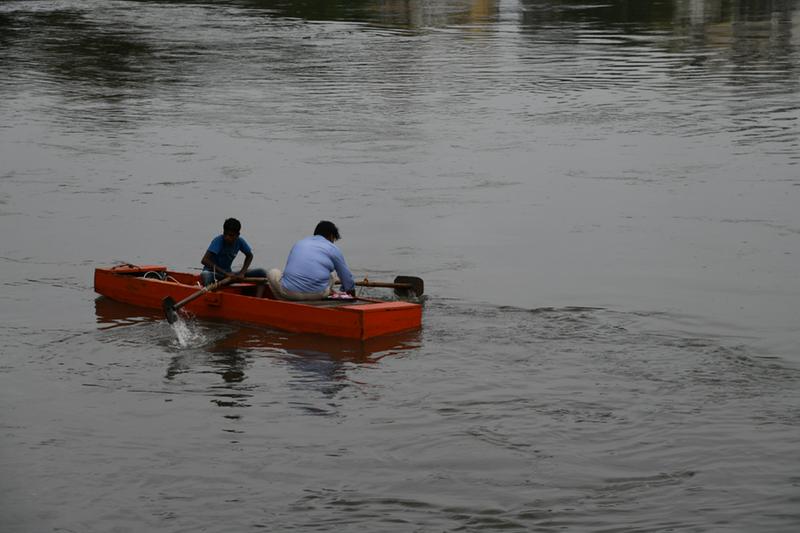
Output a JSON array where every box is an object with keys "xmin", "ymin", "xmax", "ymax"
[
  {"xmin": 162, "ymin": 296, "xmax": 180, "ymax": 324},
  {"xmin": 394, "ymin": 276, "xmax": 424, "ymax": 297}
]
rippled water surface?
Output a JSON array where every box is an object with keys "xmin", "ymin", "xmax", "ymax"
[{"xmin": 2, "ymin": 1, "xmax": 799, "ymax": 531}]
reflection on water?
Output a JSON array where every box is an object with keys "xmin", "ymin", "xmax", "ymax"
[
  {"xmin": 1, "ymin": 0, "xmax": 796, "ymax": 157},
  {"xmin": 95, "ymin": 296, "xmax": 421, "ymax": 418},
  {"xmin": 94, "ymin": 295, "xmax": 421, "ymax": 379},
  {"xmin": 2, "ymin": 0, "xmax": 796, "ymax": 84},
  {"xmin": 94, "ymin": 296, "xmax": 164, "ymax": 329}
]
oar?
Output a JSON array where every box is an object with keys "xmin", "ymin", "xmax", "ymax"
[
  {"xmin": 241, "ymin": 275, "xmax": 424, "ymax": 297},
  {"xmin": 162, "ymin": 276, "xmax": 236, "ymax": 324},
  {"xmin": 349, "ymin": 276, "xmax": 424, "ymax": 297}
]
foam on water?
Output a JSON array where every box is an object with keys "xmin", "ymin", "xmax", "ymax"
[{"xmin": 169, "ymin": 314, "xmax": 207, "ymax": 348}]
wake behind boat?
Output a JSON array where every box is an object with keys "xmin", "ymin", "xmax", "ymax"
[{"xmin": 94, "ymin": 264, "xmax": 423, "ymax": 340}]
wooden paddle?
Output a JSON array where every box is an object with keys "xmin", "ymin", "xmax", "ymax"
[
  {"xmin": 162, "ymin": 276, "xmax": 236, "ymax": 324},
  {"xmin": 352, "ymin": 276, "xmax": 424, "ymax": 297}
]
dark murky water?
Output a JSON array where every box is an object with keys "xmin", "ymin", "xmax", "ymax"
[{"xmin": 2, "ymin": 1, "xmax": 799, "ymax": 531}]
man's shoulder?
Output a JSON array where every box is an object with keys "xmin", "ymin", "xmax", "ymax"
[
  {"xmin": 312, "ymin": 236, "xmax": 339, "ymax": 253},
  {"xmin": 208, "ymin": 234, "xmax": 224, "ymax": 250},
  {"xmin": 291, "ymin": 235, "xmax": 333, "ymax": 256},
  {"xmin": 295, "ymin": 235, "xmax": 321, "ymax": 248},
  {"xmin": 237, "ymin": 236, "xmax": 252, "ymax": 253}
]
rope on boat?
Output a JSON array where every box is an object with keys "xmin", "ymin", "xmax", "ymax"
[{"xmin": 112, "ymin": 263, "xmax": 179, "ymax": 283}]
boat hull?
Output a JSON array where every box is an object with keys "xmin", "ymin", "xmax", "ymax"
[{"xmin": 94, "ymin": 265, "xmax": 422, "ymax": 340}]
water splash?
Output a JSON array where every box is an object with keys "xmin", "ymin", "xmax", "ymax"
[{"xmin": 169, "ymin": 315, "xmax": 207, "ymax": 348}]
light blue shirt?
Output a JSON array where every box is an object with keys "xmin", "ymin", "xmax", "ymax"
[
  {"xmin": 203, "ymin": 235, "xmax": 252, "ymax": 272},
  {"xmin": 282, "ymin": 235, "xmax": 355, "ymax": 293}
]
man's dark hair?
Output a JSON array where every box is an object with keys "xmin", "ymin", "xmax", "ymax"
[
  {"xmin": 314, "ymin": 220, "xmax": 340, "ymax": 241},
  {"xmin": 223, "ymin": 218, "xmax": 241, "ymax": 233}
]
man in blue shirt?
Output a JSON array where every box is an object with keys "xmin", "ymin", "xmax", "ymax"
[
  {"xmin": 201, "ymin": 218, "xmax": 267, "ymax": 297},
  {"xmin": 268, "ymin": 221, "xmax": 355, "ymax": 300}
]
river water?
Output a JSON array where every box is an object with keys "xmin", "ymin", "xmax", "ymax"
[{"xmin": 1, "ymin": 0, "xmax": 799, "ymax": 531}]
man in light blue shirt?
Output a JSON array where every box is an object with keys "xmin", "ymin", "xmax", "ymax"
[{"xmin": 268, "ymin": 221, "xmax": 355, "ymax": 300}]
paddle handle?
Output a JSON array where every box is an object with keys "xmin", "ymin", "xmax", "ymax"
[
  {"xmin": 240, "ymin": 276, "xmax": 422, "ymax": 295},
  {"xmin": 173, "ymin": 276, "xmax": 235, "ymax": 310},
  {"xmin": 353, "ymin": 280, "xmax": 412, "ymax": 290}
]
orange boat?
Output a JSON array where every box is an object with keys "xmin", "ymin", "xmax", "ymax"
[{"xmin": 94, "ymin": 264, "xmax": 423, "ymax": 340}]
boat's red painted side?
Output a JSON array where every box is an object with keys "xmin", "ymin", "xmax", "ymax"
[{"xmin": 93, "ymin": 265, "xmax": 422, "ymax": 340}]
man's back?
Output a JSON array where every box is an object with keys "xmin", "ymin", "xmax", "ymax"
[{"xmin": 282, "ymin": 235, "xmax": 353, "ymax": 293}]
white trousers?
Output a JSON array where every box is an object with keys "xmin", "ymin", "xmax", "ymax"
[{"xmin": 267, "ymin": 268, "xmax": 336, "ymax": 301}]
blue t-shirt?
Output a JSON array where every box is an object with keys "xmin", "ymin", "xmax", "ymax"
[
  {"xmin": 203, "ymin": 235, "xmax": 252, "ymax": 272},
  {"xmin": 282, "ymin": 235, "xmax": 355, "ymax": 293}
]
